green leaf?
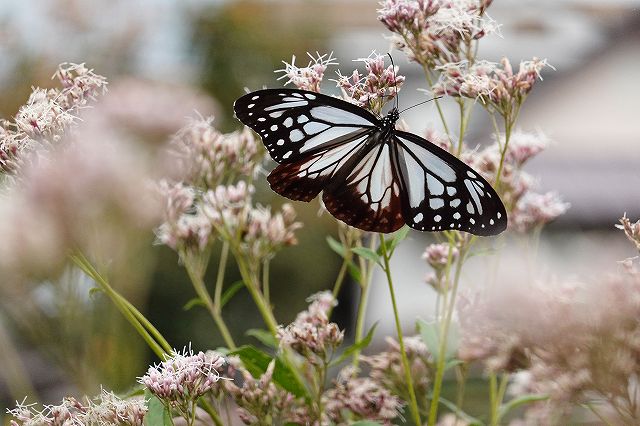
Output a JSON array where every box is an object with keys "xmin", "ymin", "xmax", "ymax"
[
  {"xmin": 350, "ymin": 422, "xmax": 384, "ymax": 426},
  {"xmin": 444, "ymin": 358, "xmax": 464, "ymax": 372},
  {"xmin": 498, "ymin": 394, "xmax": 549, "ymax": 421},
  {"xmin": 144, "ymin": 390, "xmax": 172, "ymax": 426},
  {"xmin": 183, "ymin": 297, "xmax": 205, "ymax": 311},
  {"xmin": 330, "ymin": 322, "xmax": 378, "ymax": 367},
  {"xmin": 246, "ymin": 328, "xmax": 278, "ymax": 348},
  {"xmin": 437, "ymin": 397, "xmax": 485, "ymax": 426},
  {"xmin": 326, "ymin": 235, "xmax": 348, "ymax": 258},
  {"xmin": 351, "ymin": 247, "xmax": 381, "ymax": 264},
  {"xmin": 122, "ymin": 384, "xmax": 146, "ymax": 398},
  {"xmin": 220, "ymin": 280, "xmax": 245, "ymax": 308},
  {"xmin": 347, "ymin": 262, "xmax": 362, "ymax": 282},
  {"xmin": 417, "ymin": 318, "xmax": 458, "ymax": 362},
  {"xmin": 388, "ymin": 225, "xmax": 410, "ymax": 255},
  {"xmin": 229, "ymin": 345, "xmax": 308, "ymax": 398}
]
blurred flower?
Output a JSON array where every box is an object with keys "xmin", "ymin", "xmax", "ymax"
[
  {"xmin": 437, "ymin": 413, "xmax": 471, "ymax": 426},
  {"xmin": 361, "ymin": 335, "xmax": 432, "ymax": 409},
  {"xmin": 433, "ymin": 58, "xmax": 552, "ymax": 117},
  {"xmin": 0, "ymin": 63, "xmax": 107, "ymax": 175},
  {"xmin": 378, "ymin": 0, "xmax": 499, "ymax": 67},
  {"xmin": 8, "ymin": 390, "xmax": 147, "ymax": 426},
  {"xmin": 511, "ymin": 191, "xmax": 569, "ymax": 233},
  {"xmin": 169, "ymin": 117, "xmax": 262, "ymax": 189},
  {"xmin": 140, "ymin": 346, "xmax": 225, "ymax": 418},
  {"xmin": 457, "ymin": 273, "xmax": 640, "ymax": 423},
  {"xmin": 617, "ymin": 214, "xmax": 640, "ymax": 252},
  {"xmin": 0, "ymin": 134, "xmax": 162, "ymax": 280},
  {"xmin": 276, "ymin": 52, "xmax": 338, "ymax": 93},
  {"xmin": 422, "ymin": 243, "xmax": 458, "ymax": 293},
  {"xmin": 324, "ymin": 366, "xmax": 401, "ymax": 425},
  {"xmin": 277, "ymin": 291, "xmax": 344, "ymax": 360},
  {"xmin": 335, "ymin": 51, "xmax": 405, "ymax": 112}
]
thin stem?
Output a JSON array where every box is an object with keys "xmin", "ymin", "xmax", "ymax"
[
  {"xmin": 214, "ymin": 242, "xmax": 230, "ymax": 308},
  {"xmin": 423, "ymin": 67, "xmax": 452, "ymax": 139},
  {"xmin": 69, "ymin": 252, "xmax": 167, "ymax": 359},
  {"xmin": 456, "ymin": 99, "xmax": 473, "ymax": 158},
  {"xmin": 199, "ymin": 399, "xmax": 224, "ymax": 426},
  {"xmin": 428, "ymin": 239, "xmax": 472, "ymax": 426},
  {"xmin": 234, "ymin": 253, "xmax": 279, "ymax": 335},
  {"xmin": 331, "ymin": 257, "xmax": 350, "ymax": 301},
  {"xmin": 262, "ymin": 260, "xmax": 271, "ymax": 307},
  {"xmin": 184, "ymin": 255, "xmax": 236, "ymax": 350},
  {"xmin": 351, "ymin": 234, "xmax": 377, "ymax": 368},
  {"xmin": 583, "ymin": 403, "xmax": 616, "ymax": 426},
  {"xmin": 379, "ymin": 235, "xmax": 422, "ymax": 426},
  {"xmin": 455, "ymin": 364, "xmax": 468, "ymax": 411}
]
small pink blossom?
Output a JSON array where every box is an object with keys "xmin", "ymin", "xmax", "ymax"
[
  {"xmin": 276, "ymin": 52, "xmax": 338, "ymax": 92},
  {"xmin": 511, "ymin": 191, "xmax": 569, "ymax": 233},
  {"xmin": 616, "ymin": 214, "xmax": 640, "ymax": 252}
]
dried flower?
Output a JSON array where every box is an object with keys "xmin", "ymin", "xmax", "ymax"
[
  {"xmin": 139, "ymin": 346, "xmax": 225, "ymax": 420},
  {"xmin": 335, "ymin": 51, "xmax": 405, "ymax": 112},
  {"xmin": 617, "ymin": 214, "xmax": 640, "ymax": 252},
  {"xmin": 324, "ymin": 366, "xmax": 401, "ymax": 425},
  {"xmin": 276, "ymin": 52, "xmax": 338, "ymax": 93},
  {"xmin": 8, "ymin": 390, "xmax": 147, "ymax": 426},
  {"xmin": 277, "ymin": 291, "xmax": 344, "ymax": 360},
  {"xmin": 0, "ymin": 63, "xmax": 107, "ymax": 175}
]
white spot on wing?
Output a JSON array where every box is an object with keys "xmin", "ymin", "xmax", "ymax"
[
  {"xmin": 290, "ymin": 129, "xmax": 304, "ymax": 142},
  {"xmin": 429, "ymin": 198, "xmax": 444, "ymax": 209},
  {"xmin": 310, "ymin": 106, "xmax": 373, "ymax": 126},
  {"xmin": 426, "ymin": 174, "xmax": 444, "ymax": 196},
  {"xmin": 450, "ymin": 199, "xmax": 461, "ymax": 208},
  {"xmin": 264, "ymin": 101, "xmax": 308, "ymax": 111},
  {"xmin": 414, "ymin": 213, "xmax": 424, "ymax": 222},
  {"xmin": 303, "ymin": 122, "xmax": 330, "ymax": 135},
  {"xmin": 434, "ymin": 215, "xmax": 442, "ymax": 222},
  {"xmin": 464, "ymin": 179, "xmax": 483, "ymax": 215},
  {"xmin": 304, "ymin": 93, "xmax": 316, "ymax": 100},
  {"xmin": 269, "ymin": 111, "xmax": 283, "ymax": 118}
]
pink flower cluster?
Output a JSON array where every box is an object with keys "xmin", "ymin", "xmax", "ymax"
[
  {"xmin": 335, "ymin": 52, "xmax": 405, "ymax": 111},
  {"xmin": 8, "ymin": 390, "xmax": 147, "ymax": 426},
  {"xmin": 139, "ymin": 347, "xmax": 225, "ymax": 407},
  {"xmin": 170, "ymin": 117, "xmax": 262, "ymax": 189},
  {"xmin": 277, "ymin": 291, "xmax": 344, "ymax": 359},
  {"xmin": 378, "ymin": 0, "xmax": 499, "ymax": 67},
  {"xmin": 464, "ymin": 129, "xmax": 568, "ymax": 233},
  {"xmin": 422, "ymin": 243, "xmax": 459, "ymax": 292},
  {"xmin": 324, "ymin": 366, "xmax": 401, "ymax": 425},
  {"xmin": 433, "ymin": 57, "xmax": 552, "ymax": 116},
  {"xmin": 276, "ymin": 52, "xmax": 338, "ymax": 93}
]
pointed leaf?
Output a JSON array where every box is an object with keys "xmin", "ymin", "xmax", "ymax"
[
  {"xmin": 220, "ymin": 280, "xmax": 245, "ymax": 308},
  {"xmin": 347, "ymin": 262, "xmax": 362, "ymax": 282},
  {"xmin": 417, "ymin": 318, "xmax": 458, "ymax": 362},
  {"xmin": 326, "ymin": 235, "xmax": 348, "ymax": 258},
  {"xmin": 352, "ymin": 247, "xmax": 381, "ymax": 264},
  {"xmin": 183, "ymin": 297, "xmax": 205, "ymax": 311},
  {"xmin": 498, "ymin": 394, "xmax": 549, "ymax": 421},
  {"xmin": 246, "ymin": 328, "xmax": 278, "ymax": 348},
  {"xmin": 229, "ymin": 345, "xmax": 308, "ymax": 398},
  {"xmin": 437, "ymin": 397, "xmax": 485, "ymax": 426},
  {"xmin": 330, "ymin": 322, "xmax": 378, "ymax": 367},
  {"xmin": 144, "ymin": 390, "xmax": 173, "ymax": 426},
  {"xmin": 389, "ymin": 225, "xmax": 410, "ymax": 255}
]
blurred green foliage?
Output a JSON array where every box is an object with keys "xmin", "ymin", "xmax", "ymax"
[{"xmin": 190, "ymin": 1, "xmax": 328, "ymax": 131}]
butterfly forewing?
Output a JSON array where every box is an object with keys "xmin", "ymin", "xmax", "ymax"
[
  {"xmin": 323, "ymin": 139, "xmax": 405, "ymax": 233},
  {"xmin": 234, "ymin": 89, "xmax": 378, "ymax": 163},
  {"xmin": 394, "ymin": 131, "xmax": 507, "ymax": 236},
  {"xmin": 267, "ymin": 129, "xmax": 373, "ymax": 201}
]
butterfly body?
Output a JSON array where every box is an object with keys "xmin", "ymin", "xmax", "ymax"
[{"xmin": 234, "ymin": 88, "xmax": 507, "ymax": 236}]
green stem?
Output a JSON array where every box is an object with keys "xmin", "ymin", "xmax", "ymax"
[
  {"xmin": 263, "ymin": 260, "xmax": 270, "ymax": 307},
  {"xmin": 184, "ymin": 255, "xmax": 236, "ymax": 350},
  {"xmin": 456, "ymin": 100, "xmax": 473, "ymax": 158},
  {"xmin": 379, "ymin": 235, "xmax": 422, "ymax": 426},
  {"xmin": 427, "ymin": 241, "xmax": 470, "ymax": 426},
  {"xmin": 423, "ymin": 67, "xmax": 452, "ymax": 139},
  {"xmin": 214, "ymin": 242, "xmax": 230, "ymax": 309},
  {"xmin": 331, "ymin": 256, "xmax": 350, "ymax": 301},
  {"xmin": 199, "ymin": 399, "xmax": 224, "ymax": 426},
  {"xmin": 69, "ymin": 252, "xmax": 168, "ymax": 359},
  {"xmin": 351, "ymin": 234, "xmax": 376, "ymax": 369}
]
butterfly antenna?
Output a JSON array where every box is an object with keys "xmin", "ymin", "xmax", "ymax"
[
  {"xmin": 398, "ymin": 96, "xmax": 443, "ymax": 114},
  {"xmin": 387, "ymin": 53, "xmax": 399, "ymax": 111}
]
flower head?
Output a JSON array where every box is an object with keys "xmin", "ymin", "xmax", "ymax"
[
  {"xmin": 616, "ymin": 214, "xmax": 640, "ymax": 252},
  {"xmin": 335, "ymin": 51, "xmax": 405, "ymax": 112},
  {"xmin": 276, "ymin": 52, "xmax": 338, "ymax": 92},
  {"xmin": 139, "ymin": 346, "xmax": 226, "ymax": 415},
  {"xmin": 511, "ymin": 191, "xmax": 569, "ymax": 233}
]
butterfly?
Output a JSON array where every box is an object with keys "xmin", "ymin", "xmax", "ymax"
[{"xmin": 233, "ymin": 88, "xmax": 507, "ymax": 235}]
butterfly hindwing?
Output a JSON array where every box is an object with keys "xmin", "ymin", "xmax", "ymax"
[
  {"xmin": 234, "ymin": 89, "xmax": 379, "ymax": 163},
  {"xmin": 394, "ymin": 131, "xmax": 507, "ymax": 236},
  {"xmin": 322, "ymin": 138, "xmax": 406, "ymax": 233}
]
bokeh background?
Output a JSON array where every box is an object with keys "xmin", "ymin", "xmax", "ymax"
[{"xmin": 0, "ymin": 0, "xmax": 639, "ymax": 420}]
